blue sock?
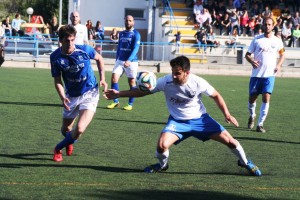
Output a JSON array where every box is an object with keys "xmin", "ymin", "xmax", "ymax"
[
  {"xmin": 128, "ymin": 86, "xmax": 137, "ymax": 106},
  {"xmin": 112, "ymin": 83, "xmax": 119, "ymax": 103},
  {"xmin": 55, "ymin": 132, "xmax": 76, "ymax": 151}
]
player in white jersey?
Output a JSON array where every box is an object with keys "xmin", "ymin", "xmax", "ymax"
[
  {"xmin": 104, "ymin": 56, "xmax": 262, "ymax": 176},
  {"xmin": 245, "ymin": 17, "xmax": 285, "ymax": 133},
  {"xmin": 70, "ymin": 11, "xmax": 88, "ymax": 45}
]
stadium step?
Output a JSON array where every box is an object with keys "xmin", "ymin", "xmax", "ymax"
[{"xmin": 170, "ymin": 2, "xmax": 187, "ymax": 9}]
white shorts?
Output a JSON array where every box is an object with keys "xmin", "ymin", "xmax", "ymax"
[
  {"xmin": 112, "ymin": 59, "xmax": 138, "ymax": 78},
  {"xmin": 63, "ymin": 87, "xmax": 99, "ymax": 119}
]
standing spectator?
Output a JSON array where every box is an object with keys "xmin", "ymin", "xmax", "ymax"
[
  {"xmin": 47, "ymin": 15, "xmax": 59, "ymax": 38},
  {"xmin": 174, "ymin": 31, "xmax": 181, "ymax": 52},
  {"xmin": 219, "ymin": 13, "xmax": 231, "ymax": 35},
  {"xmin": 245, "ymin": 17, "xmax": 285, "ymax": 133},
  {"xmin": 69, "ymin": 11, "xmax": 88, "ymax": 45},
  {"xmin": 2, "ymin": 16, "xmax": 11, "ymax": 37},
  {"xmin": 110, "ymin": 28, "xmax": 119, "ymax": 43},
  {"xmin": 11, "ymin": 13, "xmax": 26, "ymax": 37},
  {"xmin": 194, "ymin": 27, "xmax": 207, "ymax": 53},
  {"xmin": 86, "ymin": 19, "xmax": 95, "ymax": 40},
  {"xmin": 106, "ymin": 15, "xmax": 141, "ymax": 111},
  {"xmin": 104, "ymin": 55, "xmax": 262, "ymax": 177},
  {"xmin": 51, "ymin": 25, "xmax": 108, "ymax": 162},
  {"xmin": 94, "ymin": 21, "xmax": 105, "ymax": 41}
]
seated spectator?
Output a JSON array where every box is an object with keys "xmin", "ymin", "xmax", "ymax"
[
  {"xmin": 291, "ymin": 24, "xmax": 300, "ymax": 47},
  {"xmin": 240, "ymin": 9, "xmax": 249, "ymax": 36},
  {"xmin": 282, "ymin": 21, "xmax": 293, "ymax": 47},
  {"xmin": 110, "ymin": 28, "xmax": 119, "ymax": 43},
  {"xmin": 225, "ymin": 28, "xmax": 238, "ymax": 47},
  {"xmin": 219, "ymin": 13, "xmax": 231, "ymax": 35},
  {"xmin": 47, "ymin": 15, "xmax": 59, "ymax": 38},
  {"xmin": 2, "ymin": 16, "xmax": 11, "ymax": 37},
  {"xmin": 86, "ymin": 20, "xmax": 95, "ymax": 40},
  {"xmin": 214, "ymin": 1, "xmax": 227, "ymax": 25},
  {"xmin": 280, "ymin": 6, "xmax": 291, "ymax": 25},
  {"xmin": 229, "ymin": 9, "xmax": 240, "ymax": 35},
  {"xmin": 249, "ymin": 2, "xmax": 261, "ymax": 18},
  {"xmin": 261, "ymin": 5, "xmax": 271, "ymax": 22},
  {"xmin": 194, "ymin": 27, "xmax": 207, "ymax": 53},
  {"xmin": 193, "ymin": 0, "xmax": 204, "ymax": 24},
  {"xmin": 272, "ymin": 4, "xmax": 281, "ymax": 19},
  {"xmin": 11, "ymin": 13, "xmax": 26, "ymax": 37},
  {"xmin": 291, "ymin": 12, "xmax": 300, "ymax": 28},
  {"xmin": 248, "ymin": 17, "xmax": 256, "ymax": 36},
  {"xmin": 94, "ymin": 21, "xmax": 105, "ymax": 41},
  {"xmin": 254, "ymin": 14, "xmax": 263, "ymax": 35},
  {"xmin": 206, "ymin": 27, "xmax": 220, "ymax": 52},
  {"xmin": 195, "ymin": 8, "xmax": 212, "ymax": 28}
]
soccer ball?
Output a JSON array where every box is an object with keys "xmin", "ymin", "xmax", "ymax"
[{"xmin": 135, "ymin": 71, "xmax": 157, "ymax": 92}]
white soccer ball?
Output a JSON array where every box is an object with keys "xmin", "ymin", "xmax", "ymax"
[{"xmin": 135, "ymin": 71, "xmax": 157, "ymax": 92}]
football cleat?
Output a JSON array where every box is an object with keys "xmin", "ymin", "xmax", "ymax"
[
  {"xmin": 256, "ymin": 126, "xmax": 266, "ymax": 133},
  {"xmin": 247, "ymin": 116, "xmax": 256, "ymax": 129},
  {"xmin": 107, "ymin": 102, "xmax": 120, "ymax": 109},
  {"xmin": 144, "ymin": 163, "xmax": 169, "ymax": 173},
  {"xmin": 123, "ymin": 104, "xmax": 133, "ymax": 111},
  {"xmin": 238, "ymin": 160, "xmax": 262, "ymax": 176},
  {"xmin": 53, "ymin": 148, "xmax": 63, "ymax": 162},
  {"xmin": 66, "ymin": 144, "xmax": 73, "ymax": 156}
]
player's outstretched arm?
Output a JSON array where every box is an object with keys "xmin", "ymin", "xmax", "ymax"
[
  {"xmin": 210, "ymin": 90, "xmax": 239, "ymax": 127},
  {"xmin": 104, "ymin": 88, "xmax": 150, "ymax": 100}
]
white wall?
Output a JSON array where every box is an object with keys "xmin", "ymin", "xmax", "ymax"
[{"xmin": 69, "ymin": 0, "xmax": 148, "ymax": 29}]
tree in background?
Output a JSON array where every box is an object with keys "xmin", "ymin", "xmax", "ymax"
[{"xmin": 0, "ymin": 0, "xmax": 69, "ymax": 25}]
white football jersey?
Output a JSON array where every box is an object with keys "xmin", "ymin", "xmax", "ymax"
[
  {"xmin": 247, "ymin": 34, "xmax": 284, "ymax": 77},
  {"xmin": 74, "ymin": 24, "xmax": 88, "ymax": 45},
  {"xmin": 151, "ymin": 74, "xmax": 215, "ymax": 120}
]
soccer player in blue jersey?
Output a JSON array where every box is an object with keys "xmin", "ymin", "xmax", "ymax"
[
  {"xmin": 104, "ymin": 56, "xmax": 262, "ymax": 176},
  {"xmin": 50, "ymin": 25, "xmax": 107, "ymax": 162},
  {"xmin": 107, "ymin": 15, "xmax": 141, "ymax": 111},
  {"xmin": 245, "ymin": 17, "xmax": 285, "ymax": 133}
]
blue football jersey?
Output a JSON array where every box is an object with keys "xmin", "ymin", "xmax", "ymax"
[
  {"xmin": 50, "ymin": 45, "xmax": 97, "ymax": 97},
  {"xmin": 116, "ymin": 29, "xmax": 141, "ymax": 62}
]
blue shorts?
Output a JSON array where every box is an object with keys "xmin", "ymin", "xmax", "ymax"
[
  {"xmin": 249, "ymin": 77, "xmax": 275, "ymax": 96},
  {"xmin": 162, "ymin": 114, "xmax": 226, "ymax": 144}
]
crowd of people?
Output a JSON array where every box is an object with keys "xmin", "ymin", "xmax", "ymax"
[{"xmin": 189, "ymin": 0, "xmax": 300, "ymax": 47}]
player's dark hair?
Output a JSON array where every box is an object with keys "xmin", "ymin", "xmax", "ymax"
[
  {"xmin": 170, "ymin": 56, "xmax": 190, "ymax": 71},
  {"xmin": 58, "ymin": 24, "xmax": 77, "ymax": 42}
]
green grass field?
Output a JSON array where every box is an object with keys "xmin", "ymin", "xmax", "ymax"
[{"xmin": 0, "ymin": 68, "xmax": 299, "ymax": 200}]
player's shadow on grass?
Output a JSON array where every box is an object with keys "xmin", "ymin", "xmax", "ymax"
[
  {"xmin": 0, "ymin": 163, "xmax": 142, "ymax": 173},
  {"xmin": 0, "ymin": 101, "xmax": 62, "ymax": 107},
  {"xmin": 95, "ymin": 117, "xmax": 165, "ymax": 125},
  {"xmin": 0, "ymin": 101, "xmax": 61, "ymax": 107},
  {"xmin": 0, "ymin": 153, "xmax": 53, "ymax": 161}
]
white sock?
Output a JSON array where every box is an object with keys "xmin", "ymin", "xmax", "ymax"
[
  {"xmin": 156, "ymin": 150, "xmax": 169, "ymax": 168},
  {"xmin": 230, "ymin": 143, "xmax": 248, "ymax": 166},
  {"xmin": 248, "ymin": 102, "xmax": 256, "ymax": 118},
  {"xmin": 258, "ymin": 102, "xmax": 269, "ymax": 126}
]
